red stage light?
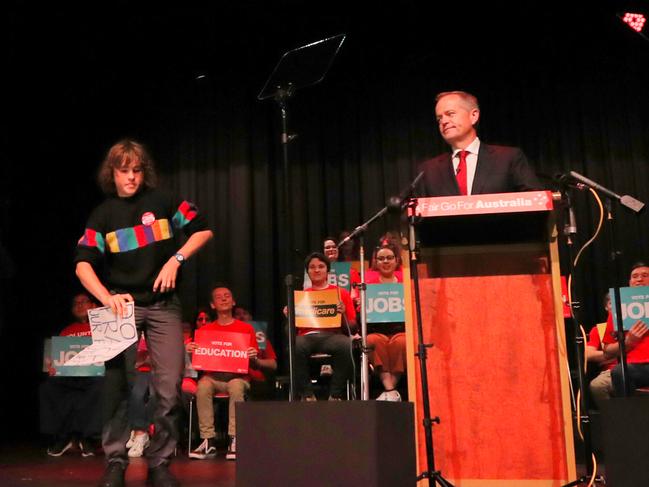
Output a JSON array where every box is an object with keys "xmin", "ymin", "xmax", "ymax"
[{"xmin": 622, "ymin": 12, "xmax": 647, "ymax": 33}]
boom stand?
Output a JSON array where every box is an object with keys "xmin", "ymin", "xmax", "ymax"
[
  {"xmin": 258, "ymin": 34, "xmax": 346, "ymax": 401},
  {"xmin": 405, "ymin": 198, "xmax": 453, "ymax": 487},
  {"xmin": 338, "ymin": 171, "xmax": 426, "ymax": 401},
  {"xmin": 565, "ymin": 170, "xmax": 645, "ymax": 397},
  {"xmin": 559, "ymin": 188, "xmax": 605, "ymax": 486},
  {"xmin": 338, "ymin": 206, "xmax": 388, "ymax": 401},
  {"xmin": 605, "ymin": 197, "xmax": 632, "ymax": 397}
]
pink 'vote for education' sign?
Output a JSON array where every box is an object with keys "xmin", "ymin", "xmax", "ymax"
[
  {"xmin": 412, "ymin": 191, "xmax": 554, "ymax": 218},
  {"xmin": 192, "ymin": 329, "xmax": 250, "ymax": 374}
]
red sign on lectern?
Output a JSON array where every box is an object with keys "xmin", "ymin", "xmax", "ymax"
[{"xmin": 411, "ymin": 191, "xmax": 554, "ymax": 218}]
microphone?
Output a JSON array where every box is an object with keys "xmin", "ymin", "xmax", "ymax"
[
  {"xmin": 337, "ymin": 171, "xmax": 426, "ymax": 249},
  {"xmin": 561, "ymin": 171, "xmax": 644, "ymax": 213},
  {"xmin": 569, "ymin": 171, "xmax": 619, "ymax": 200},
  {"xmin": 554, "ymin": 172, "xmax": 586, "ymax": 191},
  {"xmin": 387, "ymin": 170, "xmax": 425, "ymax": 211}
]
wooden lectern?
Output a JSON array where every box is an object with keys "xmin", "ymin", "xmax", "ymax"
[{"xmin": 402, "ymin": 191, "xmax": 576, "ymax": 486}]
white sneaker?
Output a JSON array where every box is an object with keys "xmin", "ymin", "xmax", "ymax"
[
  {"xmin": 225, "ymin": 436, "xmax": 236, "ymax": 461},
  {"xmin": 127, "ymin": 432, "xmax": 150, "ymax": 458},
  {"xmin": 189, "ymin": 438, "xmax": 217, "ymax": 460},
  {"xmin": 125, "ymin": 430, "xmax": 136, "ymax": 449},
  {"xmin": 320, "ymin": 364, "xmax": 333, "ymax": 376},
  {"xmin": 376, "ymin": 390, "xmax": 402, "ymax": 402}
]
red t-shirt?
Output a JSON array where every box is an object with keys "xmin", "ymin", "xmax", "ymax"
[
  {"xmin": 587, "ymin": 324, "xmax": 616, "ymax": 371},
  {"xmin": 249, "ymin": 339, "xmax": 277, "ymax": 382},
  {"xmin": 364, "ymin": 270, "xmax": 404, "ymax": 284},
  {"xmin": 59, "ymin": 322, "xmax": 92, "ymax": 337},
  {"xmin": 602, "ymin": 312, "xmax": 649, "ymax": 363}
]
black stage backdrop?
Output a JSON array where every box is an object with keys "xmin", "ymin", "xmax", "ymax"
[{"xmin": 2, "ymin": 1, "xmax": 648, "ymax": 439}]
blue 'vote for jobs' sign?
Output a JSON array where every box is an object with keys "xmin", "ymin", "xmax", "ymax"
[
  {"xmin": 304, "ymin": 261, "xmax": 354, "ymax": 292},
  {"xmin": 50, "ymin": 336, "xmax": 105, "ymax": 377},
  {"xmin": 610, "ymin": 285, "xmax": 649, "ymax": 330},
  {"xmin": 249, "ymin": 321, "xmax": 268, "ymax": 351},
  {"xmin": 366, "ymin": 283, "xmax": 405, "ymax": 323}
]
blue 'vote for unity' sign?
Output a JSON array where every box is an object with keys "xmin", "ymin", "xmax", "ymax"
[{"xmin": 610, "ymin": 285, "xmax": 649, "ymax": 330}]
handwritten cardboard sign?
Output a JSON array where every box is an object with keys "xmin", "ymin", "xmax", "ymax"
[
  {"xmin": 192, "ymin": 329, "xmax": 250, "ymax": 374},
  {"xmin": 64, "ymin": 302, "xmax": 138, "ymax": 366},
  {"xmin": 294, "ymin": 289, "xmax": 341, "ymax": 329}
]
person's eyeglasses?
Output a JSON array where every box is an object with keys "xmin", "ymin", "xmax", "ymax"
[
  {"xmin": 376, "ymin": 255, "xmax": 396, "ymax": 262},
  {"xmin": 196, "ymin": 316, "xmax": 209, "ymax": 322}
]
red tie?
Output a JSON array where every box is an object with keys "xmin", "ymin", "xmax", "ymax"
[{"xmin": 456, "ymin": 150, "xmax": 468, "ymax": 195}]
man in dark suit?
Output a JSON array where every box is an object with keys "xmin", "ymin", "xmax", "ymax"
[{"xmin": 419, "ymin": 91, "xmax": 542, "ymax": 196}]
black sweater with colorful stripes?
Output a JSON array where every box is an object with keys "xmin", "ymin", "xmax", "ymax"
[{"xmin": 74, "ymin": 188, "xmax": 208, "ymax": 304}]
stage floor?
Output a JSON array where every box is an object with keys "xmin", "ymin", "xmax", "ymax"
[
  {"xmin": 0, "ymin": 442, "xmax": 236, "ymax": 487},
  {"xmin": 0, "ymin": 440, "xmax": 604, "ymax": 487}
]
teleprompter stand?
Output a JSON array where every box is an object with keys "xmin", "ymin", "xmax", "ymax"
[{"xmin": 258, "ymin": 34, "xmax": 346, "ymax": 401}]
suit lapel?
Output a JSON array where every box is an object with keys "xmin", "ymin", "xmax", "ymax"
[
  {"xmin": 472, "ymin": 144, "xmax": 491, "ymax": 195},
  {"xmin": 442, "ymin": 154, "xmax": 460, "ymax": 195}
]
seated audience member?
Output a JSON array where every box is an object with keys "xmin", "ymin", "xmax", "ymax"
[
  {"xmin": 180, "ymin": 308, "xmax": 211, "ymax": 450},
  {"xmin": 293, "ymin": 252, "xmax": 357, "ymax": 401},
  {"xmin": 188, "ymin": 286, "xmax": 259, "ymax": 461},
  {"xmin": 370, "ymin": 233, "xmax": 403, "ymax": 281},
  {"xmin": 125, "ymin": 333, "xmax": 155, "ymax": 458},
  {"xmin": 338, "ymin": 230, "xmax": 359, "ymax": 262},
  {"xmin": 182, "ymin": 308, "xmax": 212, "ymax": 396},
  {"xmin": 323, "ymin": 236, "xmax": 361, "ymax": 309},
  {"xmin": 40, "ymin": 292, "xmax": 103, "ymax": 456},
  {"xmin": 365, "ymin": 242, "xmax": 406, "ymax": 401},
  {"xmin": 586, "ymin": 294, "xmax": 616, "ymax": 409},
  {"xmin": 602, "ymin": 261, "xmax": 649, "ymax": 395},
  {"xmin": 233, "ymin": 305, "xmax": 278, "ymax": 399}
]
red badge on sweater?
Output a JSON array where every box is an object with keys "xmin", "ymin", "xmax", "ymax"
[{"xmin": 141, "ymin": 212, "xmax": 156, "ymax": 226}]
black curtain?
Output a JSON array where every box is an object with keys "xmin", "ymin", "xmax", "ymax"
[{"xmin": 3, "ymin": 1, "xmax": 649, "ymax": 438}]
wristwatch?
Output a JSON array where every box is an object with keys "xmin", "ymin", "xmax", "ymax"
[{"xmin": 174, "ymin": 252, "xmax": 186, "ymax": 265}]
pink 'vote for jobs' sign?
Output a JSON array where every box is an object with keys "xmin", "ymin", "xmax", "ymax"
[{"xmin": 412, "ymin": 191, "xmax": 554, "ymax": 218}]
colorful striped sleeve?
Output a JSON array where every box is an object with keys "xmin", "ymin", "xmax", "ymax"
[
  {"xmin": 78, "ymin": 228, "xmax": 106, "ymax": 254},
  {"xmin": 172, "ymin": 200, "xmax": 199, "ymax": 229}
]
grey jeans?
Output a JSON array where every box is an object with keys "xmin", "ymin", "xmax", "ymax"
[{"xmin": 102, "ymin": 296, "xmax": 184, "ymax": 468}]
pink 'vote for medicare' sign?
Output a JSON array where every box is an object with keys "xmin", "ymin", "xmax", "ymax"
[
  {"xmin": 192, "ymin": 329, "xmax": 250, "ymax": 374},
  {"xmin": 412, "ymin": 191, "xmax": 554, "ymax": 218}
]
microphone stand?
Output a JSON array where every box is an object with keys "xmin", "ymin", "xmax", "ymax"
[
  {"xmin": 338, "ymin": 172, "xmax": 426, "ymax": 401},
  {"xmin": 404, "ymin": 196, "xmax": 453, "ymax": 487},
  {"xmin": 564, "ymin": 171, "xmax": 645, "ymax": 397},
  {"xmin": 338, "ymin": 207, "xmax": 388, "ymax": 401},
  {"xmin": 559, "ymin": 188, "xmax": 605, "ymax": 487},
  {"xmin": 604, "ymin": 197, "xmax": 632, "ymax": 397}
]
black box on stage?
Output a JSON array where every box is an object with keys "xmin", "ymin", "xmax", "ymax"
[
  {"xmin": 236, "ymin": 401, "xmax": 416, "ymax": 487},
  {"xmin": 601, "ymin": 397, "xmax": 649, "ymax": 487}
]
